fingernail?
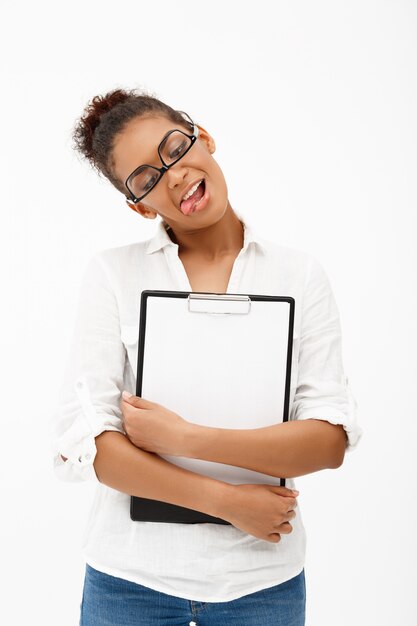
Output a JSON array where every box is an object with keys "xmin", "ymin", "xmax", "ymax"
[
  {"xmin": 122, "ymin": 390, "xmax": 133, "ymax": 400},
  {"xmin": 292, "ymin": 490, "xmax": 299, "ymax": 495}
]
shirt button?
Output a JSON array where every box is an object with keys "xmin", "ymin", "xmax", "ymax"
[
  {"xmin": 76, "ymin": 381, "xmax": 84, "ymax": 389},
  {"xmin": 78, "ymin": 453, "xmax": 92, "ymax": 463}
]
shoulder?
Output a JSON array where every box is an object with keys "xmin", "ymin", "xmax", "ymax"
[
  {"xmin": 94, "ymin": 239, "xmax": 150, "ymax": 267},
  {"xmin": 256, "ymin": 236, "xmax": 321, "ymax": 280},
  {"xmin": 88, "ymin": 238, "xmax": 151, "ymax": 275},
  {"xmin": 83, "ymin": 239, "xmax": 152, "ymax": 291}
]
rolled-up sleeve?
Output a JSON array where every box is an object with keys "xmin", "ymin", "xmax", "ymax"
[
  {"xmin": 290, "ymin": 255, "xmax": 363, "ymax": 452},
  {"xmin": 49, "ymin": 252, "xmax": 126, "ymax": 482}
]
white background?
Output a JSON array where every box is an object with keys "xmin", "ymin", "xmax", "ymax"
[{"xmin": 2, "ymin": 1, "xmax": 416, "ymax": 624}]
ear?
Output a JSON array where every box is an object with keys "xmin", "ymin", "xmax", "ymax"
[
  {"xmin": 125, "ymin": 198, "xmax": 158, "ymax": 219},
  {"xmin": 196, "ymin": 124, "xmax": 216, "ymax": 154}
]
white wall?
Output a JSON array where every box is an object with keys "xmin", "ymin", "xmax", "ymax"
[{"xmin": 2, "ymin": 0, "xmax": 416, "ymax": 624}]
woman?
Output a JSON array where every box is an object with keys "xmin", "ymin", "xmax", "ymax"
[{"xmin": 52, "ymin": 88, "xmax": 362, "ymax": 625}]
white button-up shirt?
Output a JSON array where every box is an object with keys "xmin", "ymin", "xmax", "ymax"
[{"xmin": 50, "ymin": 212, "xmax": 362, "ymax": 602}]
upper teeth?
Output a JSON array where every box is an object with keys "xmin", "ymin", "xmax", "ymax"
[{"xmin": 182, "ymin": 179, "xmax": 203, "ymax": 202}]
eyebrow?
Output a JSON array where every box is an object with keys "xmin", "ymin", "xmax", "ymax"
[
  {"xmin": 140, "ymin": 119, "xmax": 194, "ymax": 166},
  {"xmin": 155, "ymin": 128, "xmax": 173, "ymax": 149},
  {"xmin": 139, "ymin": 128, "xmax": 178, "ymax": 166}
]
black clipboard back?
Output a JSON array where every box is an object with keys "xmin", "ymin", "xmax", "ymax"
[{"xmin": 130, "ymin": 290, "xmax": 295, "ymax": 524}]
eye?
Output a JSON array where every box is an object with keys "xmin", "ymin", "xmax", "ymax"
[
  {"xmin": 169, "ymin": 141, "xmax": 187, "ymax": 160},
  {"xmin": 143, "ymin": 175, "xmax": 158, "ymax": 191}
]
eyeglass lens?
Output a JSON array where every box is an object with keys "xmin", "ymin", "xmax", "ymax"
[{"xmin": 129, "ymin": 131, "xmax": 192, "ymax": 199}]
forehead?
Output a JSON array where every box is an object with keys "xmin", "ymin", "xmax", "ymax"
[{"xmin": 112, "ymin": 115, "xmax": 186, "ymax": 180}]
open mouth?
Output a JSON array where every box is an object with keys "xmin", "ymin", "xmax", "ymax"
[{"xmin": 180, "ymin": 179, "xmax": 206, "ymax": 215}]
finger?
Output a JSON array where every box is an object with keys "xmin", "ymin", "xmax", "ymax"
[
  {"xmin": 287, "ymin": 498, "xmax": 297, "ymax": 510},
  {"xmin": 272, "ymin": 512, "xmax": 295, "ymax": 530},
  {"xmin": 270, "ymin": 486, "xmax": 299, "ymax": 497},
  {"xmin": 278, "ymin": 522, "xmax": 293, "ymax": 534},
  {"xmin": 122, "ymin": 391, "xmax": 154, "ymax": 408}
]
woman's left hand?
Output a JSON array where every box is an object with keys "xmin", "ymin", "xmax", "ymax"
[{"xmin": 120, "ymin": 391, "xmax": 192, "ymax": 456}]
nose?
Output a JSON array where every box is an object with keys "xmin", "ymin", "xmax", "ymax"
[{"xmin": 166, "ymin": 160, "xmax": 188, "ymax": 189}]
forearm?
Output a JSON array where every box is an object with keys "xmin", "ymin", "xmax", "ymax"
[
  {"xmin": 186, "ymin": 419, "xmax": 347, "ymax": 478},
  {"xmin": 93, "ymin": 431, "xmax": 232, "ymax": 518}
]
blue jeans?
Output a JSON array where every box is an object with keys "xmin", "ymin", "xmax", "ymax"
[{"xmin": 79, "ymin": 563, "xmax": 306, "ymax": 625}]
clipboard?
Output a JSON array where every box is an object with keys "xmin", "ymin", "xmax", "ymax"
[{"xmin": 131, "ymin": 290, "xmax": 295, "ymax": 524}]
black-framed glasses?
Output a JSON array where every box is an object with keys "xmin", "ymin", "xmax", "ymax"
[{"xmin": 125, "ymin": 111, "xmax": 199, "ymax": 204}]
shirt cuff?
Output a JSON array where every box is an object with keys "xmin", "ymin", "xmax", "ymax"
[
  {"xmin": 51, "ymin": 375, "xmax": 125, "ymax": 482},
  {"xmin": 292, "ymin": 375, "xmax": 363, "ymax": 452}
]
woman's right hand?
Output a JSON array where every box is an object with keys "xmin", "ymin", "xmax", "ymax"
[{"xmin": 220, "ymin": 483, "xmax": 298, "ymax": 543}]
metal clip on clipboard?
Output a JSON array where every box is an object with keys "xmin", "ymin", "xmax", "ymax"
[{"xmin": 188, "ymin": 293, "xmax": 251, "ymax": 315}]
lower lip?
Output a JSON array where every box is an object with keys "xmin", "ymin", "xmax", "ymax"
[{"xmin": 189, "ymin": 180, "xmax": 210, "ymax": 214}]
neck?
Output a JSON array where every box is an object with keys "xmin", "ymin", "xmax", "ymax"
[{"xmin": 164, "ymin": 203, "xmax": 244, "ymax": 261}]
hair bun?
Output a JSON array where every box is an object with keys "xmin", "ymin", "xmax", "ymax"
[{"xmin": 73, "ymin": 88, "xmax": 135, "ymax": 163}]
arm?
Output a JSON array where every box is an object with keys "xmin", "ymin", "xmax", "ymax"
[
  {"xmin": 185, "ymin": 419, "xmax": 347, "ymax": 478},
  {"xmin": 51, "ymin": 252, "xmax": 231, "ymax": 505},
  {"xmin": 51, "ymin": 253, "xmax": 127, "ymax": 483},
  {"xmin": 93, "ymin": 431, "xmax": 232, "ymax": 517},
  {"xmin": 115, "ymin": 395, "xmax": 346, "ymax": 478},
  {"xmin": 180, "ymin": 256, "xmax": 360, "ymax": 478}
]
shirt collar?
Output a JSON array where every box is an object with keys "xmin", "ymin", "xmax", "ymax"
[{"xmin": 145, "ymin": 212, "xmax": 267, "ymax": 255}]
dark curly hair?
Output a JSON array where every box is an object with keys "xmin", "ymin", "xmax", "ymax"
[{"xmin": 72, "ymin": 87, "xmax": 193, "ymax": 197}]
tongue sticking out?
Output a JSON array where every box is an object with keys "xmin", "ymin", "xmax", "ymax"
[{"xmin": 180, "ymin": 181, "xmax": 205, "ymax": 215}]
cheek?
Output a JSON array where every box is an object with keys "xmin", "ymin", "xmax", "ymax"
[{"xmin": 209, "ymin": 158, "xmax": 227, "ymax": 193}]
